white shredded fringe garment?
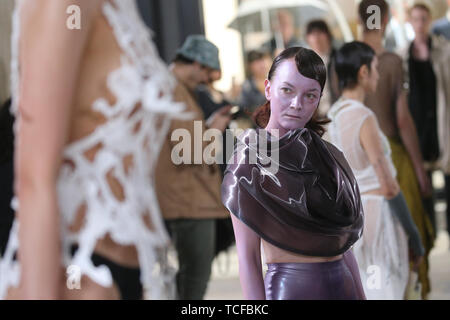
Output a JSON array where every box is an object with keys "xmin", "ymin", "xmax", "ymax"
[
  {"xmin": 327, "ymin": 98, "xmax": 409, "ymax": 300},
  {"xmin": 0, "ymin": 0, "xmax": 185, "ymax": 299}
]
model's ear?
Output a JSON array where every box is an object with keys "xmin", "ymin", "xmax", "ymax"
[
  {"xmin": 264, "ymin": 79, "xmax": 271, "ymax": 100},
  {"xmin": 358, "ymin": 64, "xmax": 369, "ymax": 82}
]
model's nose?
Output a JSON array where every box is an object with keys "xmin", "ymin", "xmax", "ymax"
[{"xmin": 290, "ymin": 95, "xmax": 302, "ymax": 110}]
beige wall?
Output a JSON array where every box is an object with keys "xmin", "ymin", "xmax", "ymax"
[
  {"xmin": 202, "ymin": 0, "xmax": 244, "ymax": 93},
  {"xmin": 0, "ymin": 0, "xmax": 14, "ymax": 105}
]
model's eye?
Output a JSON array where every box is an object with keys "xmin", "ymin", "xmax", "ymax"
[
  {"xmin": 281, "ymin": 87, "xmax": 292, "ymax": 94},
  {"xmin": 306, "ymin": 93, "xmax": 318, "ymax": 100}
]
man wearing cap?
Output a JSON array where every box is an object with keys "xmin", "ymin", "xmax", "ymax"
[{"xmin": 155, "ymin": 35, "xmax": 231, "ymax": 300}]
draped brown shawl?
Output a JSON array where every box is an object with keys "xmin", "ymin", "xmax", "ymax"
[{"xmin": 221, "ymin": 128, "xmax": 364, "ymax": 256}]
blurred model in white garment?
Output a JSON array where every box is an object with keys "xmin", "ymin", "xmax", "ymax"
[{"xmin": 0, "ymin": 0, "xmax": 184, "ymax": 300}]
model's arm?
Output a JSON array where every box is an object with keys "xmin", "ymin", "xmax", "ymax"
[
  {"xmin": 396, "ymin": 86, "xmax": 431, "ymax": 197},
  {"xmin": 16, "ymin": 0, "xmax": 101, "ymax": 299},
  {"xmin": 360, "ymin": 115, "xmax": 424, "ymax": 261},
  {"xmin": 360, "ymin": 115, "xmax": 400, "ymax": 199},
  {"xmin": 230, "ymin": 214, "xmax": 266, "ymax": 300}
]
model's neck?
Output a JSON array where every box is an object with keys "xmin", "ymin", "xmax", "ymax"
[
  {"xmin": 362, "ymin": 31, "xmax": 385, "ymax": 55},
  {"xmin": 341, "ymin": 86, "xmax": 366, "ymax": 104},
  {"xmin": 414, "ymin": 33, "xmax": 430, "ymax": 44},
  {"xmin": 265, "ymin": 120, "xmax": 287, "ymax": 138}
]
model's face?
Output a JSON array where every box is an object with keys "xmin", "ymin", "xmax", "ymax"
[
  {"xmin": 265, "ymin": 59, "xmax": 321, "ymax": 133},
  {"xmin": 306, "ymin": 31, "xmax": 331, "ymax": 56},
  {"xmin": 409, "ymin": 8, "xmax": 431, "ymax": 38}
]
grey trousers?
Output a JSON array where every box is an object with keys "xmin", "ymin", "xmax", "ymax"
[{"xmin": 165, "ymin": 218, "xmax": 216, "ymax": 300}]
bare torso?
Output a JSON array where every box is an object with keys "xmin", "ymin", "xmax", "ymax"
[
  {"xmin": 67, "ymin": 7, "xmax": 140, "ymax": 269},
  {"xmin": 262, "ymin": 239, "xmax": 342, "ymax": 264}
]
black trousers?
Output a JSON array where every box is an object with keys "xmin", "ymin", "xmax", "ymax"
[
  {"xmin": 71, "ymin": 245, "xmax": 142, "ymax": 300},
  {"xmin": 0, "ymin": 160, "xmax": 14, "ymax": 257},
  {"xmin": 446, "ymin": 174, "xmax": 450, "ymax": 232}
]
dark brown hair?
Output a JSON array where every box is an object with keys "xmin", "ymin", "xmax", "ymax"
[
  {"xmin": 335, "ymin": 41, "xmax": 376, "ymax": 91},
  {"xmin": 252, "ymin": 47, "xmax": 330, "ymax": 137},
  {"xmin": 306, "ymin": 19, "xmax": 333, "ymax": 42}
]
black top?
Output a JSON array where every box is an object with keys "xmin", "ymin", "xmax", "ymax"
[
  {"xmin": 0, "ymin": 99, "xmax": 14, "ymax": 164},
  {"xmin": 0, "ymin": 99, "xmax": 15, "ymax": 257},
  {"xmin": 222, "ymin": 128, "xmax": 364, "ymax": 257},
  {"xmin": 195, "ymin": 85, "xmax": 230, "ymax": 120},
  {"xmin": 408, "ymin": 38, "xmax": 439, "ymax": 162}
]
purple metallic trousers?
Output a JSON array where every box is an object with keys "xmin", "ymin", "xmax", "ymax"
[{"xmin": 264, "ymin": 250, "xmax": 366, "ymax": 300}]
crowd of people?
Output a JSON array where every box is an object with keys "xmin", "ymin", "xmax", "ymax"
[{"xmin": 0, "ymin": 0, "xmax": 449, "ymax": 300}]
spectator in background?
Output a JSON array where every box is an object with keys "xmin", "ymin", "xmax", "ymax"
[
  {"xmin": 401, "ymin": 3, "xmax": 450, "ymax": 237},
  {"xmin": 197, "ymin": 68, "xmax": 251, "ymax": 172},
  {"xmin": 196, "ymin": 69, "xmax": 230, "ymax": 120},
  {"xmin": 156, "ymin": 35, "xmax": 231, "ymax": 300},
  {"xmin": 237, "ymin": 50, "xmax": 271, "ymax": 114},
  {"xmin": 305, "ymin": 19, "xmax": 340, "ymax": 117},
  {"xmin": 263, "ymin": 9, "xmax": 302, "ymax": 57},
  {"xmin": 359, "ymin": 0, "xmax": 434, "ymax": 299},
  {"xmin": 196, "ymin": 69, "xmax": 240, "ymax": 259},
  {"xmin": 432, "ymin": 0, "xmax": 450, "ymax": 40}
]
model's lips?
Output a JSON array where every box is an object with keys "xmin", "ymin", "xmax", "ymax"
[{"xmin": 285, "ymin": 114, "xmax": 302, "ymax": 120}]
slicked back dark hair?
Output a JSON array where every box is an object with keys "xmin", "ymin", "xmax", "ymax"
[
  {"xmin": 335, "ymin": 41, "xmax": 376, "ymax": 91},
  {"xmin": 267, "ymin": 47, "xmax": 327, "ymax": 93},
  {"xmin": 253, "ymin": 47, "xmax": 330, "ymax": 136}
]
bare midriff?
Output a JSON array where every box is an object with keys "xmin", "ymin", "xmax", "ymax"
[
  {"xmin": 262, "ymin": 239, "xmax": 343, "ymax": 264},
  {"xmin": 67, "ymin": 11, "xmax": 140, "ymax": 268}
]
